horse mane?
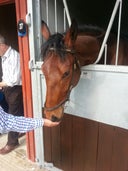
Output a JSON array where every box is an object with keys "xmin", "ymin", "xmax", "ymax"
[
  {"xmin": 78, "ymin": 24, "xmax": 105, "ymax": 37},
  {"xmin": 41, "ymin": 33, "xmax": 65, "ymax": 61}
]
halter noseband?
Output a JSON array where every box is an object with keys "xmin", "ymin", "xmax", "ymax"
[
  {"xmin": 48, "ymin": 47, "xmax": 76, "ymax": 54},
  {"xmin": 44, "ymin": 47, "xmax": 81, "ymax": 111}
]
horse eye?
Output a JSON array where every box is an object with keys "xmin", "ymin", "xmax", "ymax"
[{"xmin": 62, "ymin": 71, "xmax": 70, "ymax": 79}]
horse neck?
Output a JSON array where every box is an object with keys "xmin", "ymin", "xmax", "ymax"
[{"xmin": 75, "ymin": 34, "xmax": 102, "ymax": 66}]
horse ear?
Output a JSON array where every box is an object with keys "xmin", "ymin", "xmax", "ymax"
[
  {"xmin": 64, "ymin": 19, "xmax": 78, "ymax": 48},
  {"xmin": 41, "ymin": 20, "xmax": 51, "ymax": 40}
]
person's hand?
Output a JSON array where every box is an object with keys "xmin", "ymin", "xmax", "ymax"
[{"xmin": 43, "ymin": 118, "xmax": 60, "ymax": 127}]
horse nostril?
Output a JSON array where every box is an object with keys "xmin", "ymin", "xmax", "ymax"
[{"xmin": 51, "ymin": 115, "xmax": 60, "ymax": 122}]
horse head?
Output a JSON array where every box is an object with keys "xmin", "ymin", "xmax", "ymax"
[{"xmin": 41, "ymin": 20, "xmax": 81, "ymax": 122}]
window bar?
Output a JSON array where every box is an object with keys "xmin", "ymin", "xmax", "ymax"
[
  {"xmin": 63, "ymin": 0, "xmax": 71, "ymax": 26},
  {"xmin": 94, "ymin": 0, "xmax": 122, "ymax": 64},
  {"xmin": 104, "ymin": 44, "xmax": 107, "ymax": 65},
  {"xmin": 46, "ymin": 0, "xmax": 49, "ymax": 26},
  {"xmin": 54, "ymin": 0, "xmax": 57, "ymax": 32},
  {"xmin": 115, "ymin": 0, "xmax": 122, "ymax": 65},
  {"xmin": 64, "ymin": 8, "xmax": 66, "ymax": 32}
]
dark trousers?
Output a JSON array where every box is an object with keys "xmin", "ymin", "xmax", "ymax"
[{"xmin": 3, "ymin": 85, "xmax": 24, "ymax": 146}]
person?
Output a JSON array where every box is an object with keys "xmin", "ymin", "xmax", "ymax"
[
  {"xmin": 0, "ymin": 106, "xmax": 59, "ymax": 134},
  {"xmin": 0, "ymin": 34, "xmax": 24, "ymax": 154},
  {"xmin": 0, "ymin": 106, "xmax": 59, "ymax": 154}
]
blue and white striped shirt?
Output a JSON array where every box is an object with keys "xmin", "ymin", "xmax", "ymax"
[{"xmin": 0, "ymin": 106, "xmax": 44, "ymax": 134}]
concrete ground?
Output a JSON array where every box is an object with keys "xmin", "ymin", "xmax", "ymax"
[{"xmin": 0, "ymin": 134, "xmax": 48, "ymax": 171}]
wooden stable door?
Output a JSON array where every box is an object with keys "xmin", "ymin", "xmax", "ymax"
[{"xmin": 44, "ymin": 113, "xmax": 128, "ymax": 171}]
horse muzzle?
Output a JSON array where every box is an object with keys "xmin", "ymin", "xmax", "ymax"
[{"xmin": 44, "ymin": 105, "xmax": 64, "ymax": 122}]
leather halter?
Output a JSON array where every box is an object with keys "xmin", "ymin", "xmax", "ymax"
[{"xmin": 44, "ymin": 47, "xmax": 81, "ymax": 111}]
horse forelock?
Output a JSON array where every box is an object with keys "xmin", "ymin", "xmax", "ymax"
[{"xmin": 41, "ymin": 33, "xmax": 66, "ymax": 61}]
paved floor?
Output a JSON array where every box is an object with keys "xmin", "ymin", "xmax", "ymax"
[{"xmin": 0, "ymin": 134, "xmax": 48, "ymax": 171}]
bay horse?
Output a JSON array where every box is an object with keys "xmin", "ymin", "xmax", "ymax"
[{"xmin": 41, "ymin": 19, "xmax": 128, "ymax": 121}]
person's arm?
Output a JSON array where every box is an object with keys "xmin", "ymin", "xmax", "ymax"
[
  {"xmin": 43, "ymin": 118, "xmax": 60, "ymax": 127},
  {"xmin": 0, "ymin": 107, "xmax": 59, "ymax": 134}
]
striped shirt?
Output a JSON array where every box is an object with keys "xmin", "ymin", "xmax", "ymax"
[{"xmin": 0, "ymin": 106, "xmax": 44, "ymax": 134}]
